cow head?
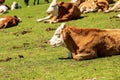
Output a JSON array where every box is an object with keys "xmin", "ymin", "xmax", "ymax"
[
  {"xmin": 14, "ymin": 15, "xmax": 22, "ymax": 24},
  {"xmin": 46, "ymin": 0, "xmax": 58, "ymax": 16},
  {"xmin": 49, "ymin": 23, "xmax": 66, "ymax": 47}
]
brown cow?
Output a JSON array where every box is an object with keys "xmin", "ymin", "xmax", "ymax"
[
  {"xmin": 37, "ymin": 0, "xmax": 81, "ymax": 24},
  {"xmin": 0, "ymin": 15, "xmax": 22, "ymax": 29},
  {"xmin": 49, "ymin": 23, "xmax": 120, "ymax": 61},
  {"xmin": 78, "ymin": 0, "xmax": 109, "ymax": 13}
]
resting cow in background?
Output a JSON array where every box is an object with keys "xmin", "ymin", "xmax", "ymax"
[
  {"xmin": 105, "ymin": 0, "xmax": 120, "ymax": 12},
  {"xmin": 0, "ymin": 15, "xmax": 22, "ymax": 29},
  {"xmin": 49, "ymin": 23, "xmax": 120, "ymax": 61},
  {"xmin": 78, "ymin": 0, "xmax": 98, "ymax": 13},
  {"xmin": 37, "ymin": 0, "xmax": 81, "ymax": 23},
  {"xmin": 24, "ymin": 0, "xmax": 49, "ymax": 6},
  {"xmin": 11, "ymin": 1, "xmax": 21, "ymax": 10},
  {"xmin": 78, "ymin": 0, "xmax": 109, "ymax": 13},
  {"xmin": 0, "ymin": 4, "xmax": 10, "ymax": 14}
]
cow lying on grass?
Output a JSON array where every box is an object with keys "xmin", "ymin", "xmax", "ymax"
[
  {"xmin": 78, "ymin": 0, "xmax": 109, "ymax": 13},
  {"xmin": 11, "ymin": 1, "xmax": 21, "ymax": 10},
  {"xmin": 49, "ymin": 23, "xmax": 120, "ymax": 61},
  {"xmin": 37, "ymin": 0, "xmax": 81, "ymax": 24},
  {"xmin": 0, "ymin": 15, "xmax": 22, "ymax": 29}
]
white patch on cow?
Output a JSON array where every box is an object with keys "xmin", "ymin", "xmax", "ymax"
[
  {"xmin": 49, "ymin": 23, "xmax": 66, "ymax": 47},
  {"xmin": 11, "ymin": 1, "xmax": 21, "ymax": 10},
  {"xmin": 71, "ymin": 0, "xmax": 78, "ymax": 3},
  {"xmin": 18, "ymin": 17, "xmax": 22, "ymax": 22},
  {"xmin": 117, "ymin": 14, "xmax": 120, "ymax": 18},
  {"xmin": 46, "ymin": 0, "xmax": 58, "ymax": 16},
  {"xmin": 0, "ymin": 18, "xmax": 5, "ymax": 21},
  {"xmin": 0, "ymin": 5, "xmax": 8, "ymax": 14}
]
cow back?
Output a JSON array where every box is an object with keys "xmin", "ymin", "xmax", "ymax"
[{"xmin": 58, "ymin": 2, "xmax": 81, "ymax": 19}]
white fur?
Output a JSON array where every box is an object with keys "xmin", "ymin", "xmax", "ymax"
[
  {"xmin": 0, "ymin": 18, "xmax": 5, "ymax": 21},
  {"xmin": 46, "ymin": 0, "xmax": 58, "ymax": 16},
  {"xmin": 70, "ymin": 0, "xmax": 78, "ymax": 3},
  {"xmin": 0, "ymin": 5, "xmax": 8, "ymax": 14},
  {"xmin": 37, "ymin": 15, "xmax": 52, "ymax": 22},
  {"xmin": 49, "ymin": 23, "xmax": 66, "ymax": 47},
  {"xmin": 117, "ymin": 14, "xmax": 120, "ymax": 18},
  {"xmin": 11, "ymin": 1, "xmax": 21, "ymax": 10}
]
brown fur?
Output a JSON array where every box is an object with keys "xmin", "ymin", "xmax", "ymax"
[
  {"xmin": 62, "ymin": 25, "xmax": 120, "ymax": 61},
  {"xmin": 51, "ymin": 2, "xmax": 81, "ymax": 22},
  {"xmin": 0, "ymin": 15, "xmax": 21, "ymax": 29},
  {"xmin": 95, "ymin": 0, "xmax": 109, "ymax": 11}
]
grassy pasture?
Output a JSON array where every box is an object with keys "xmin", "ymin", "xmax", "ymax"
[{"xmin": 0, "ymin": 0, "xmax": 120, "ymax": 80}]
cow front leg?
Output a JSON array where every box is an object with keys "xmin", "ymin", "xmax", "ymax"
[
  {"xmin": 73, "ymin": 51, "xmax": 98, "ymax": 61},
  {"xmin": 36, "ymin": 14, "xmax": 53, "ymax": 22},
  {"xmin": 57, "ymin": 17, "xmax": 70, "ymax": 22},
  {"xmin": 44, "ymin": 16, "xmax": 58, "ymax": 24},
  {"xmin": 44, "ymin": 20, "xmax": 58, "ymax": 24}
]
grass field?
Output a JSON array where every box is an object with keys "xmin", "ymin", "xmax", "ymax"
[{"xmin": 0, "ymin": 0, "xmax": 120, "ymax": 80}]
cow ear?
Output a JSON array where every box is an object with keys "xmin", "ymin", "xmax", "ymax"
[
  {"xmin": 14, "ymin": 15, "xmax": 18, "ymax": 18},
  {"xmin": 57, "ymin": 1, "xmax": 64, "ymax": 6}
]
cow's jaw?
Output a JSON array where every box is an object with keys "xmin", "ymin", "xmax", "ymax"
[{"xmin": 49, "ymin": 23, "xmax": 66, "ymax": 47}]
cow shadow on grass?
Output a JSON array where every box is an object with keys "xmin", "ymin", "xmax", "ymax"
[
  {"xmin": 59, "ymin": 57, "xmax": 73, "ymax": 60},
  {"xmin": 71, "ymin": 16, "xmax": 85, "ymax": 21}
]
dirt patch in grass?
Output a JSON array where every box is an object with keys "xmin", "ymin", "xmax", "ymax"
[
  {"xmin": 46, "ymin": 27, "xmax": 56, "ymax": 32},
  {"xmin": 0, "ymin": 57, "xmax": 12, "ymax": 62},
  {"xmin": 13, "ymin": 29, "xmax": 32, "ymax": 36},
  {"xmin": 0, "ymin": 55, "xmax": 24, "ymax": 62}
]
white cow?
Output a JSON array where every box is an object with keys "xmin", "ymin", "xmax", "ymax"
[
  {"xmin": 0, "ymin": 4, "xmax": 9, "ymax": 14},
  {"xmin": 11, "ymin": 1, "xmax": 21, "ymax": 10}
]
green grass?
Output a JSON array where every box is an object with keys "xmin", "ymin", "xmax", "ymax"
[{"xmin": 0, "ymin": 0, "xmax": 120, "ymax": 80}]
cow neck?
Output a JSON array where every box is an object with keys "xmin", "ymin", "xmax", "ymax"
[
  {"xmin": 58, "ymin": 5, "xmax": 69, "ymax": 18},
  {"xmin": 63, "ymin": 27, "xmax": 79, "ymax": 54}
]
